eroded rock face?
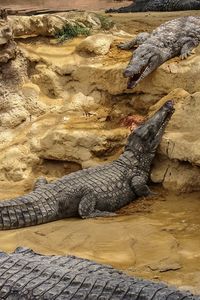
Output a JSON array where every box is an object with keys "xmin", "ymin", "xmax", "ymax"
[
  {"xmin": 9, "ymin": 12, "xmax": 111, "ymax": 37},
  {"xmin": 0, "ymin": 18, "xmax": 16, "ymax": 63},
  {"xmin": 0, "ymin": 13, "xmax": 198, "ymax": 192},
  {"xmin": 150, "ymin": 89, "xmax": 200, "ymax": 192}
]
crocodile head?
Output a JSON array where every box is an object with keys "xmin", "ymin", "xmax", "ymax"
[
  {"xmin": 123, "ymin": 45, "xmax": 164, "ymax": 89},
  {"xmin": 125, "ymin": 100, "xmax": 174, "ymax": 155}
]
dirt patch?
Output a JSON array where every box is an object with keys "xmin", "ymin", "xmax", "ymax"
[{"xmin": 2, "ymin": 0, "xmax": 131, "ymax": 11}]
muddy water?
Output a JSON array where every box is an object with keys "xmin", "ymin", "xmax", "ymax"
[
  {"xmin": 2, "ymin": 0, "xmax": 131, "ymax": 11},
  {"xmin": 0, "ymin": 183, "xmax": 199, "ymax": 294}
]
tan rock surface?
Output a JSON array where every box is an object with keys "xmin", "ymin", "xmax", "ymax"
[
  {"xmin": 9, "ymin": 12, "xmax": 110, "ymax": 37},
  {"xmin": 16, "ymin": 32, "xmax": 200, "ymax": 191},
  {"xmin": 151, "ymin": 155, "xmax": 200, "ymax": 192},
  {"xmin": 0, "ymin": 19, "xmax": 16, "ymax": 63},
  {"xmin": 0, "ymin": 14, "xmax": 200, "ymax": 185},
  {"xmin": 149, "ymin": 89, "xmax": 200, "ymax": 191},
  {"xmin": 29, "ymin": 113, "xmax": 128, "ymax": 168},
  {"xmin": 77, "ymin": 33, "xmax": 114, "ymax": 55}
]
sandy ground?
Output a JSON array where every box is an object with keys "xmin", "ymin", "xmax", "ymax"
[
  {"xmin": 0, "ymin": 9, "xmax": 200, "ymax": 294},
  {"xmin": 107, "ymin": 10, "xmax": 200, "ymax": 35},
  {"xmin": 1, "ymin": 0, "xmax": 131, "ymax": 11},
  {"xmin": 0, "ymin": 183, "xmax": 199, "ymax": 293}
]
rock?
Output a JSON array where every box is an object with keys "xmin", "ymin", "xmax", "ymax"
[
  {"xmin": 0, "ymin": 78, "xmax": 47, "ymax": 129},
  {"xmin": 29, "ymin": 114, "xmax": 128, "ymax": 168},
  {"xmin": 162, "ymin": 93, "xmax": 200, "ymax": 166},
  {"xmin": 0, "ymin": 14, "xmax": 199, "ymax": 193},
  {"xmin": 10, "ymin": 12, "xmax": 109, "ymax": 37},
  {"xmin": 0, "ymin": 19, "xmax": 16, "ymax": 63},
  {"xmin": 151, "ymin": 155, "xmax": 200, "ymax": 192},
  {"xmin": 77, "ymin": 34, "xmax": 114, "ymax": 55},
  {"xmin": 148, "ymin": 259, "xmax": 182, "ymax": 272},
  {"xmin": 0, "ymin": 145, "xmax": 40, "ymax": 182},
  {"xmin": 149, "ymin": 89, "xmax": 200, "ymax": 192}
]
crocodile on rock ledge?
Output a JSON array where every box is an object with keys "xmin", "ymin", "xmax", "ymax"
[
  {"xmin": 0, "ymin": 247, "xmax": 199, "ymax": 299},
  {"xmin": 118, "ymin": 16, "xmax": 200, "ymax": 88},
  {"xmin": 0, "ymin": 101, "xmax": 174, "ymax": 229},
  {"xmin": 106, "ymin": 0, "xmax": 200, "ymax": 13}
]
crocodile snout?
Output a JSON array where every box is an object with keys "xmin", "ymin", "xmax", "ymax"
[
  {"xmin": 123, "ymin": 69, "xmax": 133, "ymax": 78},
  {"xmin": 165, "ymin": 100, "xmax": 174, "ymax": 109}
]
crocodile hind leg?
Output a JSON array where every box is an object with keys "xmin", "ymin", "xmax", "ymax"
[
  {"xmin": 118, "ymin": 32, "xmax": 150, "ymax": 50},
  {"xmin": 33, "ymin": 177, "xmax": 48, "ymax": 190},
  {"xmin": 131, "ymin": 176, "xmax": 152, "ymax": 197},
  {"xmin": 78, "ymin": 194, "xmax": 116, "ymax": 219},
  {"xmin": 179, "ymin": 37, "xmax": 199, "ymax": 59}
]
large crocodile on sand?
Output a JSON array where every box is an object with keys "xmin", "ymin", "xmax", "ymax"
[
  {"xmin": 118, "ymin": 16, "xmax": 200, "ymax": 89},
  {"xmin": 106, "ymin": 0, "xmax": 200, "ymax": 13},
  {"xmin": 0, "ymin": 101, "xmax": 174, "ymax": 229},
  {"xmin": 0, "ymin": 247, "xmax": 199, "ymax": 299}
]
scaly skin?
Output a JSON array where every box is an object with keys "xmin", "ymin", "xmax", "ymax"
[
  {"xmin": 0, "ymin": 101, "xmax": 174, "ymax": 230},
  {"xmin": 118, "ymin": 16, "xmax": 200, "ymax": 88},
  {"xmin": 106, "ymin": 0, "xmax": 200, "ymax": 13},
  {"xmin": 0, "ymin": 247, "xmax": 199, "ymax": 299}
]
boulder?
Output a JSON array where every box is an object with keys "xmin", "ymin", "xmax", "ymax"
[
  {"xmin": 150, "ymin": 89, "xmax": 200, "ymax": 191},
  {"xmin": 77, "ymin": 33, "xmax": 114, "ymax": 55}
]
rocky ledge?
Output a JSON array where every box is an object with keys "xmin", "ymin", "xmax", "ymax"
[
  {"xmin": 0, "ymin": 17, "xmax": 16, "ymax": 63},
  {"xmin": 0, "ymin": 12, "xmax": 199, "ymax": 193}
]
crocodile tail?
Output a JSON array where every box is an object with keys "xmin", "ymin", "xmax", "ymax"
[{"xmin": 0, "ymin": 190, "xmax": 58, "ymax": 230}]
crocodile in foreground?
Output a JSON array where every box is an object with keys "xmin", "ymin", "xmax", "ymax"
[
  {"xmin": 0, "ymin": 101, "xmax": 174, "ymax": 229},
  {"xmin": 0, "ymin": 247, "xmax": 199, "ymax": 299},
  {"xmin": 106, "ymin": 0, "xmax": 200, "ymax": 13},
  {"xmin": 118, "ymin": 16, "xmax": 200, "ymax": 88}
]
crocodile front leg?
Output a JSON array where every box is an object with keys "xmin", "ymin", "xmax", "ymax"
[
  {"xmin": 118, "ymin": 32, "xmax": 150, "ymax": 50},
  {"xmin": 33, "ymin": 177, "xmax": 48, "ymax": 190},
  {"xmin": 180, "ymin": 38, "xmax": 199, "ymax": 59},
  {"xmin": 78, "ymin": 194, "xmax": 116, "ymax": 218}
]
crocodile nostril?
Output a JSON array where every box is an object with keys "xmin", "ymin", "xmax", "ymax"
[
  {"xmin": 123, "ymin": 69, "xmax": 132, "ymax": 78},
  {"xmin": 165, "ymin": 100, "xmax": 174, "ymax": 109}
]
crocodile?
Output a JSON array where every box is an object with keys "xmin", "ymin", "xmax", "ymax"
[
  {"xmin": 118, "ymin": 16, "xmax": 200, "ymax": 88},
  {"xmin": 0, "ymin": 247, "xmax": 199, "ymax": 299},
  {"xmin": 0, "ymin": 101, "xmax": 174, "ymax": 230},
  {"xmin": 106, "ymin": 0, "xmax": 200, "ymax": 13}
]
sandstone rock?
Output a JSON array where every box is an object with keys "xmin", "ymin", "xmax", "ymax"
[
  {"xmin": 0, "ymin": 81, "xmax": 46, "ymax": 129},
  {"xmin": 0, "ymin": 17, "xmax": 199, "ymax": 194},
  {"xmin": 30, "ymin": 114, "xmax": 128, "ymax": 168},
  {"xmin": 0, "ymin": 145, "xmax": 40, "ymax": 182},
  {"xmin": 149, "ymin": 89, "xmax": 200, "ymax": 192},
  {"xmin": 10, "ymin": 12, "xmax": 107, "ymax": 37},
  {"xmin": 19, "ymin": 35, "xmax": 200, "ymax": 99},
  {"xmin": 151, "ymin": 155, "xmax": 200, "ymax": 192},
  {"xmin": 0, "ymin": 19, "xmax": 16, "ymax": 63},
  {"xmin": 77, "ymin": 34, "xmax": 114, "ymax": 55}
]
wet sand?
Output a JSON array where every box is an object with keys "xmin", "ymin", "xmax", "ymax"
[{"xmin": 0, "ymin": 183, "xmax": 199, "ymax": 293}]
